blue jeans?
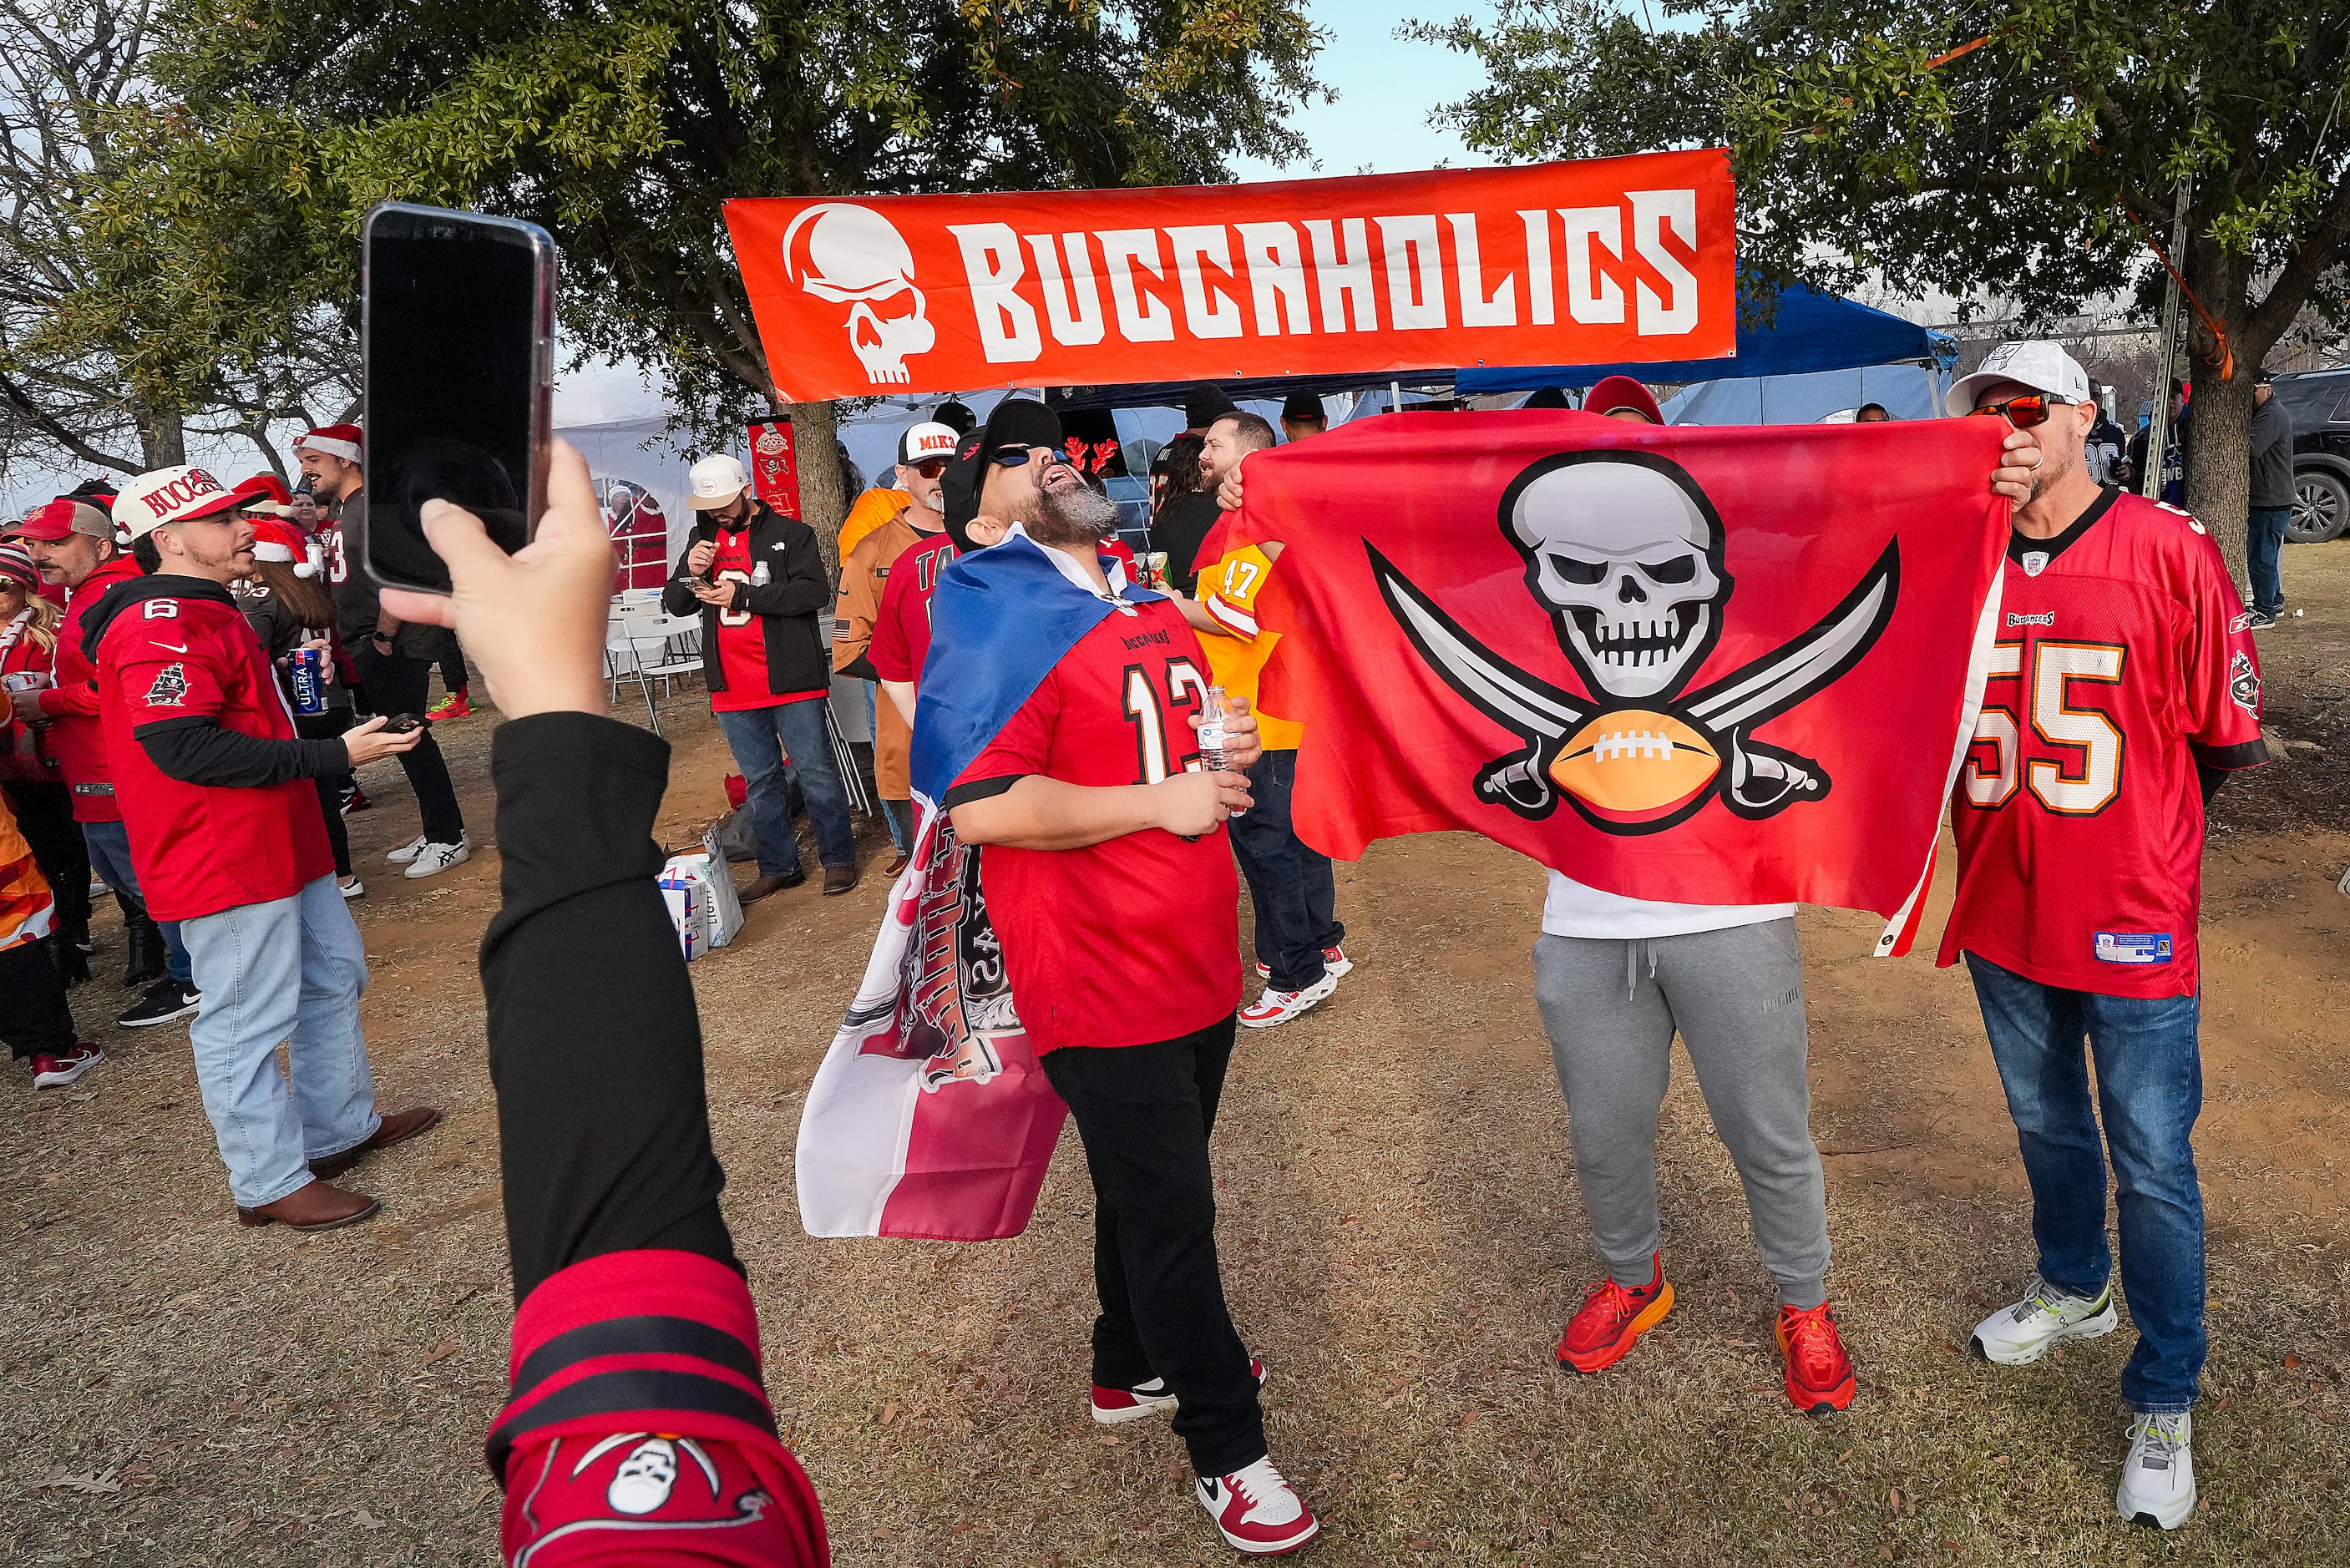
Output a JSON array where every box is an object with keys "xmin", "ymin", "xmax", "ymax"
[
  {"xmin": 715, "ymin": 699, "xmax": 857, "ymax": 876},
  {"xmin": 861, "ymin": 680, "xmax": 909, "ymax": 854},
  {"xmin": 81, "ymin": 818, "xmax": 191, "ymax": 984},
  {"xmin": 1228, "ymin": 749, "xmax": 1344, "ymax": 991},
  {"xmin": 2247, "ymin": 504, "xmax": 2291, "ymax": 615},
  {"xmin": 1965, "ymin": 953, "xmax": 2206, "ymax": 1414},
  {"xmin": 179, "ymin": 875, "xmax": 381, "ymax": 1207}
]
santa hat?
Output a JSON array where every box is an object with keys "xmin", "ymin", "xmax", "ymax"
[
  {"xmin": 230, "ymin": 472, "xmax": 296, "ymax": 515},
  {"xmin": 250, "ymin": 516, "xmax": 320, "ymax": 577},
  {"xmin": 296, "ymin": 422, "xmax": 363, "ymax": 466}
]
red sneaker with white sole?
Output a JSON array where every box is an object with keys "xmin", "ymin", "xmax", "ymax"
[
  {"xmin": 1775, "ymin": 1302, "xmax": 1857, "ymax": 1414},
  {"xmin": 1255, "ymin": 944, "xmax": 1352, "ymax": 981},
  {"xmin": 1092, "ymin": 1358, "xmax": 1266, "ymax": 1424},
  {"xmin": 1556, "ymin": 1252, "xmax": 1674, "ymax": 1373},
  {"xmin": 1197, "ymin": 1455, "xmax": 1318, "ymax": 1555},
  {"xmin": 30, "ymin": 1043, "xmax": 104, "ymax": 1089}
]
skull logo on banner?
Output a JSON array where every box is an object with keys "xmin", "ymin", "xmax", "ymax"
[
  {"xmin": 782, "ymin": 204, "xmax": 937, "ymax": 386},
  {"xmin": 1375, "ymin": 450, "xmax": 1901, "ymax": 834}
]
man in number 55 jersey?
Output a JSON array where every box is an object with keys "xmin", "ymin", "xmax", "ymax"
[{"xmin": 1937, "ymin": 342, "xmax": 2266, "ymax": 1531}]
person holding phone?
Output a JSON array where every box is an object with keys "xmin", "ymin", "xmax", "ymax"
[
  {"xmin": 663, "ymin": 454, "xmax": 861, "ymax": 901},
  {"xmin": 84, "ymin": 465, "xmax": 442, "ymax": 1232},
  {"xmin": 297, "ymin": 423, "xmax": 474, "ymax": 879},
  {"xmin": 379, "ymin": 443, "xmax": 827, "ymax": 1566}
]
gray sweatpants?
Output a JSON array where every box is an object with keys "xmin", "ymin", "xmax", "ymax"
[{"xmin": 1532, "ymin": 918, "xmax": 1831, "ymax": 1308}]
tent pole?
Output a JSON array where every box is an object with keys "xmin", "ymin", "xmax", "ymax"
[{"xmin": 2142, "ymin": 175, "xmax": 2191, "ymax": 498}]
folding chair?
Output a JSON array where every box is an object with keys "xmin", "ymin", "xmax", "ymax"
[{"xmin": 607, "ymin": 609, "xmax": 706, "ymax": 735}]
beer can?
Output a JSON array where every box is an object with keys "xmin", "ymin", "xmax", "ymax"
[{"xmin": 289, "ymin": 647, "xmax": 329, "ymax": 716}]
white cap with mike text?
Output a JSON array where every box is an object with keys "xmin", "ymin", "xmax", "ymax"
[
  {"xmin": 1945, "ymin": 341, "xmax": 2092, "ymax": 417},
  {"xmin": 897, "ymin": 422, "xmax": 959, "ymax": 467},
  {"xmin": 113, "ymin": 465, "xmax": 242, "ymax": 539},
  {"xmin": 687, "ymin": 453, "xmax": 752, "ymax": 510}
]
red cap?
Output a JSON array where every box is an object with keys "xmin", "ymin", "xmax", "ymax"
[
  {"xmin": 1587, "ymin": 375, "xmax": 1664, "ymax": 425},
  {"xmin": 16, "ymin": 497, "xmax": 116, "ymax": 543}
]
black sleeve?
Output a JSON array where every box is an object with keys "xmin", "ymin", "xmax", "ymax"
[
  {"xmin": 661, "ymin": 529, "xmax": 709, "ymax": 618},
  {"xmin": 2198, "ymin": 760, "xmax": 2231, "ymax": 808},
  {"xmin": 732, "ymin": 524, "xmax": 833, "ymax": 619},
  {"xmin": 480, "ymin": 711, "xmax": 737, "ymax": 1303},
  {"xmin": 134, "ymin": 716, "xmax": 350, "ymax": 787},
  {"xmin": 836, "ymin": 650, "xmax": 881, "ymax": 682}
]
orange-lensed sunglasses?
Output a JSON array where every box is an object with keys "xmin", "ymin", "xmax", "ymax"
[{"xmin": 1967, "ymin": 392, "xmax": 2071, "ymax": 428}]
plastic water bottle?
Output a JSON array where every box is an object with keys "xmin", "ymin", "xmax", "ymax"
[{"xmin": 1197, "ymin": 685, "xmax": 1245, "ymax": 817}]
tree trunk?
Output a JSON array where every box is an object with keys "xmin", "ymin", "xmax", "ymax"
[
  {"xmin": 2180, "ymin": 362, "xmax": 2255, "ymax": 590},
  {"xmin": 788, "ymin": 397, "xmax": 848, "ymax": 581},
  {"xmin": 132, "ymin": 398, "xmax": 186, "ymax": 468}
]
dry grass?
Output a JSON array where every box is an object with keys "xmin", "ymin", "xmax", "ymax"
[{"xmin": 5, "ymin": 544, "xmax": 2350, "ymax": 1566}]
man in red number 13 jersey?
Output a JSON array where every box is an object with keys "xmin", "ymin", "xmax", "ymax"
[{"xmin": 1937, "ymin": 342, "xmax": 2266, "ymax": 1531}]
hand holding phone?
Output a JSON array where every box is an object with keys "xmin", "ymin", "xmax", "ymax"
[{"xmin": 342, "ymin": 715, "xmax": 428, "ymax": 766}]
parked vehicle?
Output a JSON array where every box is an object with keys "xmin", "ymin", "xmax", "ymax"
[{"xmin": 2271, "ymin": 366, "xmax": 2350, "ymax": 542}]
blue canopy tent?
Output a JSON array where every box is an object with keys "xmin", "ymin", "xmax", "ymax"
[{"xmin": 1454, "ymin": 279, "xmax": 1953, "ymax": 396}]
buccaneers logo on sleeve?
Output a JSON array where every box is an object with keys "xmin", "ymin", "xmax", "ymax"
[
  {"xmin": 1375, "ymin": 452, "xmax": 1897, "ymax": 835},
  {"xmin": 143, "ymin": 663, "xmax": 190, "ymax": 708}
]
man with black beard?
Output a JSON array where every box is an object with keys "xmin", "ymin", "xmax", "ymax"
[{"xmin": 937, "ymin": 397, "xmax": 1319, "ymax": 1556}]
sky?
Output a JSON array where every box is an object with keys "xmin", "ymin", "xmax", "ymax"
[{"xmin": 3, "ymin": 3, "xmax": 1503, "ymax": 513}]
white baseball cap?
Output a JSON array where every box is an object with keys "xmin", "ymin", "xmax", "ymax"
[
  {"xmin": 897, "ymin": 422, "xmax": 959, "ymax": 468},
  {"xmin": 687, "ymin": 453, "xmax": 751, "ymax": 510},
  {"xmin": 113, "ymin": 465, "xmax": 241, "ymax": 539},
  {"xmin": 1945, "ymin": 341, "xmax": 2093, "ymax": 417}
]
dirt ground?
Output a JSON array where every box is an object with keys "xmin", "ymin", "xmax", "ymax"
[{"xmin": 4, "ymin": 542, "xmax": 2347, "ymax": 1568}]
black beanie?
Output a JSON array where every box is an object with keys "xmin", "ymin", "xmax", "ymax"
[
  {"xmin": 941, "ymin": 397, "xmax": 1063, "ymax": 554},
  {"xmin": 1183, "ymin": 382, "xmax": 1238, "ymax": 430}
]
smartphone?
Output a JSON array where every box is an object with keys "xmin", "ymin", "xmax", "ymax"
[{"xmin": 360, "ymin": 202, "xmax": 556, "ymax": 593}]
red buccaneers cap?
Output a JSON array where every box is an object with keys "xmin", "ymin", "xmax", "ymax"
[
  {"xmin": 16, "ymin": 497, "xmax": 115, "ymax": 543},
  {"xmin": 114, "ymin": 465, "xmax": 241, "ymax": 539},
  {"xmin": 1586, "ymin": 375, "xmax": 1665, "ymax": 425}
]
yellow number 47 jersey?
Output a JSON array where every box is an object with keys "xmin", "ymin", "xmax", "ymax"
[{"xmin": 1198, "ymin": 541, "xmax": 1304, "ymax": 751}]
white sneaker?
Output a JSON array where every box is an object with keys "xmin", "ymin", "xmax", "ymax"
[
  {"xmin": 384, "ymin": 833, "xmax": 428, "ymax": 864},
  {"xmin": 338, "ymin": 877, "xmax": 365, "ymax": 900},
  {"xmin": 1238, "ymin": 969, "xmax": 1340, "ymax": 1029},
  {"xmin": 1968, "ymin": 1273, "xmax": 2120, "ymax": 1365},
  {"xmin": 1196, "ymin": 1455, "xmax": 1319, "ymax": 1555},
  {"xmin": 2117, "ymin": 1410, "xmax": 2196, "ymax": 1529},
  {"xmin": 403, "ymin": 838, "xmax": 471, "ymax": 878}
]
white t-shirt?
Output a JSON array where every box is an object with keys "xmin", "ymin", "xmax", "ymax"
[{"xmin": 1541, "ymin": 870, "xmax": 1795, "ymax": 940}]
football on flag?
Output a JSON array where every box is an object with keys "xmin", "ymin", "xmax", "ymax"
[{"xmin": 1549, "ymin": 711, "xmax": 1720, "ymax": 822}]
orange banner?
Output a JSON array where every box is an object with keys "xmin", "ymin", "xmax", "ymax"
[{"xmin": 726, "ymin": 151, "xmax": 1735, "ymax": 403}]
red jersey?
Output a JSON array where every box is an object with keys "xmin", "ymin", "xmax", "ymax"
[
  {"xmin": 1938, "ymin": 489, "xmax": 2266, "ymax": 998},
  {"xmin": 92, "ymin": 578, "xmax": 334, "ymax": 921},
  {"xmin": 872, "ymin": 534, "xmax": 1140, "ymax": 685},
  {"xmin": 33, "ymin": 554, "xmax": 143, "ymax": 822},
  {"xmin": 707, "ymin": 523, "xmax": 818, "ymax": 713},
  {"xmin": 947, "ymin": 598, "xmax": 1241, "ymax": 1051}
]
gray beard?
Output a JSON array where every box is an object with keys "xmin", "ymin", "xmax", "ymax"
[{"xmin": 1028, "ymin": 480, "xmax": 1122, "ymax": 547}]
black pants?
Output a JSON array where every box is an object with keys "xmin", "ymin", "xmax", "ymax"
[
  {"xmin": 1041, "ymin": 1013, "xmax": 1266, "ymax": 1477},
  {"xmin": 352, "ymin": 644, "xmax": 466, "ymax": 843},
  {"xmin": 297, "ymin": 709, "xmax": 356, "ymax": 878},
  {"xmin": 438, "ymin": 643, "xmax": 468, "ymax": 697},
  {"xmin": 0, "ymin": 936, "xmax": 77, "ymax": 1059},
  {"xmin": 6, "ymin": 782, "xmax": 89, "ymax": 945}
]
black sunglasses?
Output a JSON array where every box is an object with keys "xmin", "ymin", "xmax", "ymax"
[{"xmin": 990, "ymin": 446, "xmax": 1071, "ymax": 469}]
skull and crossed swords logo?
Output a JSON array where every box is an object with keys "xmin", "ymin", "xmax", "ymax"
[{"xmin": 1373, "ymin": 451, "xmax": 1900, "ymax": 834}]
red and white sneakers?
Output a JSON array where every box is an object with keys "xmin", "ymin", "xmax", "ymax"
[
  {"xmin": 1197, "ymin": 1456, "xmax": 1319, "ymax": 1555},
  {"xmin": 1555, "ymin": 1252, "xmax": 1675, "ymax": 1373},
  {"xmin": 1254, "ymin": 944, "xmax": 1353, "ymax": 981},
  {"xmin": 1775, "ymin": 1301, "xmax": 1857, "ymax": 1414},
  {"xmin": 1092, "ymin": 1358, "xmax": 1266, "ymax": 1424},
  {"xmin": 30, "ymin": 1043, "xmax": 104, "ymax": 1089}
]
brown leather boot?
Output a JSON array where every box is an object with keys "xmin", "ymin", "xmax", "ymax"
[
  {"xmin": 309, "ymin": 1105, "xmax": 443, "ymax": 1180},
  {"xmin": 236, "ymin": 1179, "xmax": 380, "ymax": 1232},
  {"xmin": 739, "ymin": 868, "xmax": 807, "ymax": 904},
  {"xmin": 823, "ymin": 863, "xmax": 860, "ymax": 897}
]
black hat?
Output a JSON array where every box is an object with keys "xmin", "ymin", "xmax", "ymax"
[
  {"xmin": 1520, "ymin": 386, "xmax": 1573, "ymax": 410},
  {"xmin": 1183, "ymin": 382, "xmax": 1238, "ymax": 431},
  {"xmin": 931, "ymin": 397, "xmax": 978, "ymax": 436},
  {"xmin": 940, "ymin": 396, "xmax": 1063, "ymax": 554},
  {"xmin": 1279, "ymin": 391, "xmax": 1325, "ymax": 423}
]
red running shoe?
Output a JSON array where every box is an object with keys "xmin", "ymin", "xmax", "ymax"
[
  {"xmin": 1556, "ymin": 1253, "xmax": 1674, "ymax": 1373},
  {"xmin": 426, "ymin": 687, "xmax": 474, "ymax": 721},
  {"xmin": 1775, "ymin": 1302, "xmax": 1857, "ymax": 1414},
  {"xmin": 31, "ymin": 1043, "xmax": 104, "ymax": 1088},
  {"xmin": 1092, "ymin": 1358, "xmax": 1266, "ymax": 1424}
]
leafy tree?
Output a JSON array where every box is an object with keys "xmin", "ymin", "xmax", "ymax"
[
  {"xmin": 1419, "ymin": 0, "xmax": 2350, "ymax": 578},
  {"xmin": 138, "ymin": 0, "xmax": 1325, "ymax": 556}
]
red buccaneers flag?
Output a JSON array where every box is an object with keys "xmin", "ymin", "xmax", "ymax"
[{"xmin": 1238, "ymin": 412, "xmax": 2012, "ymax": 942}]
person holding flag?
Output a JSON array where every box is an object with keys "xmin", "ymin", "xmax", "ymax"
[{"xmin": 921, "ymin": 396, "xmax": 1319, "ymax": 1556}]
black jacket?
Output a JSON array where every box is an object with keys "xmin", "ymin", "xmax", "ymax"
[{"xmin": 660, "ymin": 502, "xmax": 833, "ymax": 698}]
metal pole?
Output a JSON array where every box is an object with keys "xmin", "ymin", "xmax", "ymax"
[{"xmin": 2141, "ymin": 175, "xmax": 2191, "ymax": 498}]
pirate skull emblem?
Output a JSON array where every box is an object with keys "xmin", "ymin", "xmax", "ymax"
[
  {"xmin": 782, "ymin": 203, "xmax": 936, "ymax": 386},
  {"xmin": 1507, "ymin": 454, "xmax": 1728, "ymax": 700},
  {"xmin": 606, "ymin": 1437, "xmax": 680, "ymax": 1515}
]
